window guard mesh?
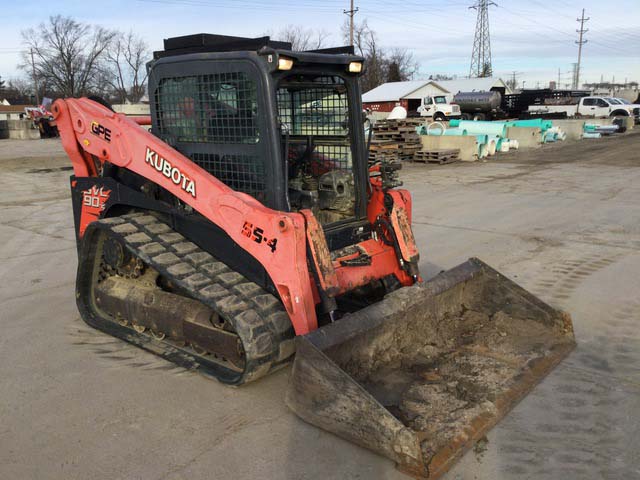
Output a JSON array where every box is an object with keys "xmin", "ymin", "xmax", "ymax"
[
  {"xmin": 154, "ymin": 71, "xmax": 265, "ymax": 198},
  {"xmin": 277, "ymin": 75, "xmax": 352, "ymax": 173},
  {"xmin": 277, "ymin": 75, "xmax": 356, "ymax": 224},
  {"xmin": 156, "ymin": 72, "xmax": 259, "ymax": 144}
]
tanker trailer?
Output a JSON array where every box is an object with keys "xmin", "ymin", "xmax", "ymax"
[{"xmin": 452, "ymin": 91, "xmax": 505, "ymax": 121}]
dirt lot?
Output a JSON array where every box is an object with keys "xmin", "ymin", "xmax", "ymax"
[{"xmin": 1, "ymin": 133, "xmax": 639, "ymax": 479}]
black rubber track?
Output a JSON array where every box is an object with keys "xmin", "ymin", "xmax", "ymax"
[{"xmin": 76, "ymin": 212, "xmax": 295, "ymax": 385}]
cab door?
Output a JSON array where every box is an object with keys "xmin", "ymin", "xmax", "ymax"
[
  {"xmin": 422, "ymin": 97, "xmax": 435, "ymax": 117},
  {"xmin": 593, "ymin": 98, "xmax": 610, "ymax": 117},
  {"xmin": 581, "ymin": 98, "xmax": 597, "ymax": 116}
]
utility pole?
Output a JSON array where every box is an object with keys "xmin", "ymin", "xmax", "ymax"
[
  {"xmin": 343, "ymin": 0, "xmax": 359, "ymax": 47},
  {"xmin": 469, "ymin": 0, "xmax": 496, "ymax": 78},
  {"xmin": 30, "ymin": 48, "xmax": 40, "ymax": 105},
  {"xmin": 574, "ymin": 8, "xmax": 589, "ymax": 89},
  {"xmin": 509, "ymin": 71, "xmax": 521, "ymax": 91},
  {"xmin": 557, "ymin": 68, "xmax": 561, "ymax": 89}
]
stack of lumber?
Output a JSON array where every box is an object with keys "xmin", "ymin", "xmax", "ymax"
[
  {"xmin": 369, "ymin": 118, "xmax": 424, "ymax": 162},
  {"xmin": 413, "ymin": 148, "xmax": 460, "ymax": 165}
]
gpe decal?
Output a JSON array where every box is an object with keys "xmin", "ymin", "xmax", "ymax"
[{"xmin": 90, "ymin": 121, "xmax": 111, "ymax": 142}]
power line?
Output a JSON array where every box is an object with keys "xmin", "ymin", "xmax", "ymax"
[
  {"xmin": 574, "ymin": 8, "xmax": 589, "ymax": 89},
  {"xmin": 136, "ymin": 0, "xmax": 342, "ymax": 12},
  {"xmin": 492, "ymin": 5, "xmax": 636, "ymax": 56}
]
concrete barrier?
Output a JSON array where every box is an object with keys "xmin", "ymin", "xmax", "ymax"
[
  {"xmin": 553, "ymin": 117, "xmax": 634, "ymax": 138},
  {"xmin": 0, "ymin": 120, "xmax": 8, "ymax": 139},
  {"xmin": 505, "ymin": 127, "xmax": 543, "ymax": 149},
  {"xmin": 548, "ymin": 119, "xmax": 586, "ymax": 141},
  {"xmin": 6, "ymin": 119, "xmax": 40, "ymax": 140},
  {"xmin": 603, "ymin": 116, "xmax": 634, "ymax": 130},
  {"xmin": 419, "ymin": 135, "xmax": 478, "ymax": 162}
]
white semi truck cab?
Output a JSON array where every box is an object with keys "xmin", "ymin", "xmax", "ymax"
[{"xmin": 417, "ymin": 95, "xmax": 461, "ymax": 120}]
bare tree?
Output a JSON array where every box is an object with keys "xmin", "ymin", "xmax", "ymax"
[
  {"xmin": 429, "ymin": 74, "xmax": 455, "ymax": 81},
  {"xmin": 106, "ymin": 31, "xmax": 150, "ymax": 103},
  {"xmin": 272, "ymin": 25, "xmax": 329, "ymax": 51},
  {"xmin": 386, "ymin": 61, "xmax": 402, "ymax": 83},
  {"xmin": 20, "ymin": 15, "xmax": 116, "ymax": 97},
  {"xmin": 505, "ymin": 76, "xmax": 517, "ymax": 92},
  {"xmin": 342, "ymin": 20, "xmax": 400, "ymax": 92},
  {"xmin": 345, "ymin": 20, "xmax": 373, "ymax": 90},
  {"xmin": 2, "ymin": 77, "xmax": 36, "ymax": 104},
  {"xmin": 386, "ymin": 48, "xmax": 418, "ymax": 82}
]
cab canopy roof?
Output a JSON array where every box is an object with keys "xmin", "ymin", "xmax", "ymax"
[{"xmin": 154, "ymin": 33, "xmax": 360, "ymax": 63}]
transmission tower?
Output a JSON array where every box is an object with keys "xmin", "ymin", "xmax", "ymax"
[{"xmin": 469, "ymin": 0, "xmax": 496, "ymax": 78}]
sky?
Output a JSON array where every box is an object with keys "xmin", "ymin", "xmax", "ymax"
[{"xmin": 1, "ymin": 0, "xmax": 639, "ymax": 89}]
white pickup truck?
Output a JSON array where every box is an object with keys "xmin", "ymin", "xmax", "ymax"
[
  {"xmin": 611, "ymin": 97, "xmax": 640, "ymax": 123},
  {"xmin": 417, "ymin": 95, "xmax": 461, "ymax": 121},
  {"xmin": 528, "ymin": 96, "xmax": 636, "ymax": 119}
]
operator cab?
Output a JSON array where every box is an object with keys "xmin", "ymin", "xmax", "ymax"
[
  {"xmin": 148, "ymin": 34, "xmax": 367, "ymax": 249},
  {"xmin": 277, "ymin": 72, "xmax": 355, "ymax": 225}
]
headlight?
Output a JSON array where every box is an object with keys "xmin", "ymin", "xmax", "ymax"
[
  {"xmin": 277, "ymin": 57, "xmax": 294, "ymax": 71},
  {"xmin": 347, "ymin": 62, "xmax": 363, "ymax": 73}
]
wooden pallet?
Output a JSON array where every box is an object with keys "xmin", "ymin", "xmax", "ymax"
[
  {"xmin": 371, "ymin": 118, "xmax": 424, "ymax": 162},
  {"xmin": 413, "ymin": 149, "xmax": 460, "ymax": 164},
  {"xmin": 369, "ymin": 152, "xmax": 399, "ymax": 163},
  {"xmin": 369, "ymin": 145, "xmax": 398, "ymax": 152}
]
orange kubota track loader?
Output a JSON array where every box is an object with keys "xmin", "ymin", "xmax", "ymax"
[{"xmin": 54, "ymin": 34, "xmax": 575, "ymax": 479}]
